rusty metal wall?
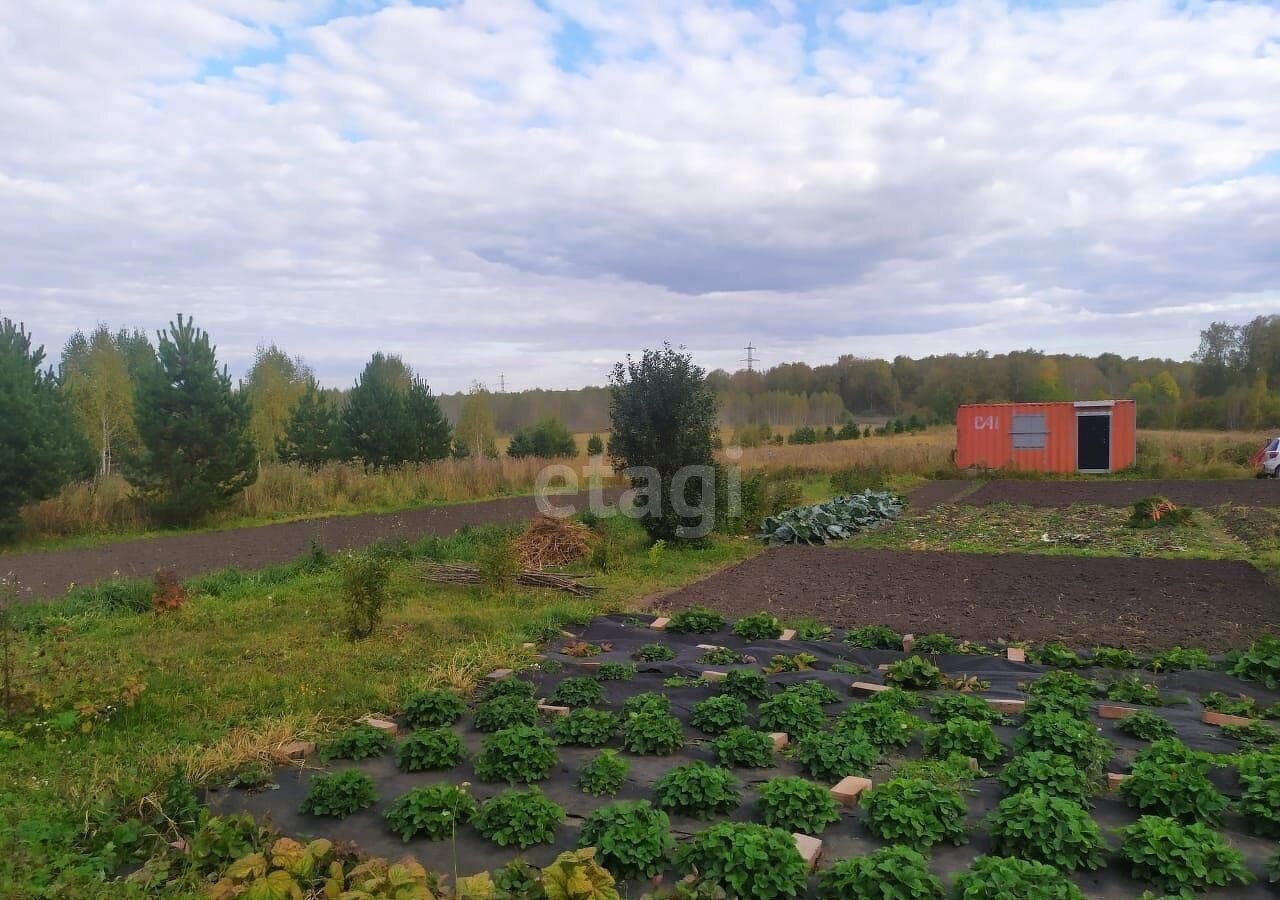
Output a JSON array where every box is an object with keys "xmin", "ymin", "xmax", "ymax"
[{"xmin": 955, "ymin": 400, "xmax": 1136, "ymax": 473}]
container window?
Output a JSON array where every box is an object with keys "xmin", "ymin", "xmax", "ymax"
[{"xmin": 1011, "ymin": 414, "xmax": 1048, "ymax": 450}]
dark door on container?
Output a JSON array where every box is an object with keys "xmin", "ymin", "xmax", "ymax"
[{"xmin": 1077, "ymin": 414, "xmax": 1110, "ymax": 471}]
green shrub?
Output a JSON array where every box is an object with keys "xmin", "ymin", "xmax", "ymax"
[
  {"xmin": 1090, "ymin": 647, "xmax": 1141, "ymax": 669},
  {"xmin": 789, "ymin": 619, "xmax": 833, "ymax": 642},
  {"xmin": 1120, "ymin": 739, "xmax": 1227, "ymax": 822},
  {"xmin": 690, "ymin": 695, "xmax": 748, "ymax": 735},
  {"xmin": 865, "ymin": 687, "xmax": 924, "ymax": 710},
  {"xmin": 816, "ymin": 845, "xmax": 943, "ymax": 900},
  {"xmin": 1115, "ymin": 710, "xmax": 1176, "ymax": 742},
  {"xmin": 622, "ymin": 691, "xmax": 671, "ymax": 718},
  {"xmin": 930, "ymin": 693, "xmax": 1009, "ymax": 725},
  {"xmin": 1117, "ymin": 815, "xmax": 1251, "ymax": 894},
  {"xmin": 473, "ymin": 725, "xmax": 558, "ymax": 784},
  {"xmin": 1027, "ymin": 670, "xmax": 1098, "ymax": 700},
  {"xmin": 837, "ymin": 704, "xmax": 919, "ymax": 750},
  {"xmin": 792, "ymin": 730, "xmax": 880, "ymax": 782},
  {"xmin": 578, "ymin": 800, "xmax": 673, "ymax": 880},
  {"xmin": 401, "ymin": 689, "xmax": 466, "ymax": 729},
  {"xmin": 551, "ymin": 677, "xmax": 605, "ymax": 708},
  {"xmin": 1237, "ymin": 768, "xmax": 1280, "ymax": 837},
  {"xmin": 885, "ymin": 656, "xmax": 943, "ymax": 690},
  {"xmin": 1266, "ymin": 847, "xmax": 1280, "ymax": 883},
  {"xmin": 395, "ymin": 728, "xmax": 465, "ymax": 772},
  {"xmin": 782, "ymin": 680, "xmax": 840, "ymax": 705},
  {"xmin": 298, "ymin": 770, "xmax": 377, "ymax": 818},
  {"xmin": 1228, "ymin": 634, "xmax": 1280, "ymax": 689},
  {"xmin": 1028, "ymin": 643, "xmax": 1080, "ymax": 668},
  {"xmin": 697, "ymin": 646, "xmax": 746, "ymax": 666},
  {"xmin": 711, "ymin": 728, "xmax": 776, "ymax": 768},
  {"xmin": 320, "ymin": 724, "xmax": 392, "ymax": 761},
  {"xmin": 1222, "ymin": 721, "xmax": 1279, "ymax": 748},
  {"xmin": 675, "ymin": 823, "xmax": 807, "ymax": 900},
  {"xmin": 912, "ymin": 633, "xmax": 958, "ymax": 654},
  {"xmin": 337, "ymin": 551, "xmax": 393, "ymax": 639},
  {"xmin": 1201, "ymin": 690, "xmax": 1258, "ymax": 716},
  {"xmin": 475, "ymin": 788, "xmax": 565, "ymax": 849},
  {"xmin": 949, "ymin": 855, "xmax": 1086, "ymax": 899},
  {"xmin": 481, "ymin": 676, "xmax": 536, "ymax": 702},
  {"xmin": 384, "ymin": 784, "xmax": 477, "ymax": 841},
  {"xmin": 755, "ymin": 777, "xmax": 841, "ymax": 834},
  {"xmin": 763, "ymin": 652, "xmax": 817, "ymax": 673},
  {"xmin": 634, "ymin": 642, "xmax": 677, "ymax": 662},
  {"xmin": 998, "ymin": 751, "xmax": 1094, "ymax": 803},
  {"xmin": 189, "ymin": 813, "xmax": 271, "ymax": 875},
  {"xmin": 756, "ymin": 692, "xmax": 827, "ymax": 738},
  {"xmin": 896, "ymin": 756, "xmax": 980, "ymax": 790},
  {"xmin": 862, "ymin": 777, "xmax": 968, "ymax": 849},
  {"xmin": 986, "ymin": 791, "xmax": 1105, "ymax": 870},
  {"xmin": 1149, "ymin": 646, "xmax": 1213, "ymax": 672},
  {"xmin": 506, "ymin": 417, "xmax": 577, "ymax": 459},
  {"xmin": 578, "ymin": 749, "xmax": 629, "ymax": 797},
  {"xmin": 551, "ymin": 708, "xmax": 619, "ymax": 747},
  {"xmin": 1015, "ymin": 713, "xmax": 1112, "ymax": 775},
  {"xmin": 1025, "ymin": 693, "xmax": 1092, "ymax": 720},
  {"xmin": 666, "ymin": 606, "xmax": 725, "ymax": 634},
  {"xmin": 621, "ymin": 710, "xmax": 684, "ymax": 755},
  {"xmin": 653, "ymin": 761, "xmax": 741, "ymax": 818},
  {"xmin": 596, "ymin": 662, "xmax": 637, "ymax": 681},
  {"xmin": 474, "ymin": 694, "xmax": 538, "ymax": 732},
  {"xmin": 717, "ymin": 669, "xmax": 771, "ymax": 701},
  {"xmin": 922, "ymin": 717, "xmax": 1003, "ymax": 764},
  {"xmin": 732, "ymin": 613, "xmax": 783, "ymax": 641},
  {"xmin": 844, "ymin": 624, "xmax": 901, "ymax": 649},
  {"xmin": 1106, "ymin": 675, "xmax": 1162, "ymax": 706}
]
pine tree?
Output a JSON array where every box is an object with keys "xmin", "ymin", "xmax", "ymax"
[
  {"xmin": 343, "ymin": 353, "xmax": 451, "ymax": 467},
  {"xmin": 0, "ymin": 318, "xmax": 90, "ymax": 540},
  {"xmin": 276, "ymin": 378, "xmax": 338, "ymax": 467},
  {"xmin": 124, "ymin": 315, "xmax": 257, "ymax": 525}
]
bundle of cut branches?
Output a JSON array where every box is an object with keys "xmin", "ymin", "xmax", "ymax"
[
  {"xmin": 419, "ymin": 562, "xmax": 601, "ymax": 596},
  {"xmin": 515, "ymin": 514, "xmax": 595, "ymax": 569}
]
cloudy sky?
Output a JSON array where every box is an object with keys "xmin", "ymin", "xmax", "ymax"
[{"xmin": 2, "ymin": 0, "xmax": 1278, "ymax": 391}]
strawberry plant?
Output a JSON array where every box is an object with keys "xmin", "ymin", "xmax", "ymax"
[
  {"xmin": 622, "ymin": 691, "xmax": 671, "ymax": 717},
  {"xmin": 732, "ymin": 612, "xmax": 784, "ymax": 641},
  {"xmin": 885, "ymin": 656, "xmax": 943, "ymax": 689},
  {"xmin": 665, "ymin": 675, "xmax": 709, "ymax": 688},
  {"xmin": 711, "ymin": 727, "xmax": 775, "ymax": 768},
  {"xmin": 578, "ymin": 800, "xmax": 673, "ymax": 880},
  {"xmin": 912, "ymin": 633, "xmax": 958, "ymax": 654},
  {"xmin": 401, "ymin": 689, "xmax": 466, "ymax": 729},
  {"xmin": 595, "ymin": 661, "xmax": 636, "ymax": 681},
  {"xmin": 1201, "ymin": 691, "xmax": 1258, "ymax": 716},
  {"xmin": 562, "ymin": 640, "xmax": 606, "ymax": 657},
  {"xmin": 862, "ymin": 777, "xmax": 968, "ymax": 849},
  {"xmin": 1222, "ymin": 720, "xmax": 1279, "ymax": 747},
  {"xmin": 762, "ymin": 652, "xmax": 818, "ymax": 673},
  {"xmin": 395, "ymin": 728, "xmax": 465, "ymax": 772},
  {"xmin": 921, "ymin": 717, "xmax": 1003, "ymax": 764},
  {"xmin": 782, "ymin": 680, "xmax": 840, "ymax": 705},
  {"xmin": 320, "ymin": 724, "xmax": 392, "ymax": 761},
  {"xmin": 551, "ymin": 676, "xmax": 605, "ymax": 707},
  {"xmin": 675, "ymin": 823, "xmax": 807, "ymax": 900},
  {"xmin": 666, "ymin": 606, "xmax": 725, "ymax": 635},
  {"xmin": 698, "ymin": 647, "xmax": 747, "ymax": 666},
  {"xmin": 1090, "ymin": 646, "xmax": 1141, "ymax": 669},
  {"xmin": 1106, "ymin": 675, "xmax": 1163, "ymax": 706},
  {"xmin": 792, "ymin": 730, "xmax": 880, "ymax": 782},
  {"xmin": 1115, "ymin": 709, "xmax": 1176, "ymax": 742},
  {"xmin": 653, "ymin": 761, "xmax": 742, "ymax": 818},
  {"xmin": 298, "ymin": 770, "xmax": 377, "ymax": 818},
  {"xmin": 816, "ymin": 845, "xmax": 943, "ymax": 900},
  {"xmin": 621, "ymin": 709, "xmax": 684, "ymax": 755},
  {"xmin": 757, "ymin": 692, "xmax": 827, "ymax": 737},
  {"xmin": 1119, "ymin": 739, "xmax": 1227, "ymax": 822},
  {"xmin": 552, "ymin": 708, "xmax": 619, "ymax": 747},
  {"xmin": 383, "ymin": 784, "xmax": 477, "ymax": 842},
  {"xmin": 481, "ymin": 676, "xmax": 536, "ymax": 702},
  {"xmin": 844, "ymin": 624, "xmax": 901, "ymax": 649},
  {"xmin": 789, "ymin": 619, "xmax": 832, "ymax": 641},
  {"xmin": 837, "ymin": 703, "xmax": 919, "ymax": 749},
  {"xmin": 578, "ymin": 749, "xmax": 629, "ymax": 796},
  {"xmin": 1237, "ymin": 767, "xmax": 1280, "ymax": 837},
  {"xmin": 189, "ymin": 813, "xmax": 273, "ymax": 875},
  {"xmin": 950, "ymin": 855, "xmax": 1086, "ymax": 899},
  {"xmin": 634, "ymin": 643, "xmax": 677, "ymax": 662},
  {"xmin": 986, "ymin": 791, "xmax": 1105, "ymax": 870},
  {"xmin": 1026, "ymin": 670, "xmax": 1098, "ymax": 701},
  {"xmin": 895, "ymin": 755, "xmax": 980, "ymax": 789},
  {"xmin": 474, "ymin": 694, "xmax": 538, "ymax": 732},
  {"xmin": 717, "ymin": 669, "xmax": 771, "ymax": 701},
  {"xmin": 1117, "ymin": 815, "xmax": 1251, "ymax": 894},
  {"xmin": 997, "ymin": 751, "xmax": 1094, "ymax": 802},
  {"xmin": 930, "ymin": 693, "xmax": 1009, "ymax": 725},
  {"xmin": 474, "ymin": 725, "xmax": 558, "ymax": 783},
  {"xmin": 1025, "ymin": 692, "xmax": 1092, "ymax": 720},
  {"xmin": 475, "ymin": 787, "xmax": 565, "ymax": 849},
  {"xmin": 690, "ymin": 695, "xmax": 748, "ymax": 735},
  {"xmin": 865, "ymin": 687, "xmax": 924, "ymax": 710},
  {"xmin": 1229, "ymin": 634, "xmax": 1280, "ymax": 689},
  {"xmin": 1014, "ymin": 712, "xmax": 1112, "ymax": 775},
  {"xmin": 1029, "ymin": 643, "xmax": 1081, "ymax": 667},
  {"xmin": 830, "ymin": 661, "xmax": 869, "ymax": 675},
  {"xmin": 1148, "ymin": 646, "xmax": 1213, "ymax": 672},
  {"xmin": 1267, "ymin": 846, "xmax": 1280, "ymax": 883},
  {"xmin": 755, "ymin": 776, "xmax": 841, "ymax": 834}
]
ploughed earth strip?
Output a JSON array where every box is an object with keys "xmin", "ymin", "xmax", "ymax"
[{"xmin": 961, "ymin": 478, "xmax": 1279, "ymax": 509}]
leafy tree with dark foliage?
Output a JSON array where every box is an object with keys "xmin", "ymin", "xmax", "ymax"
[
  {"xmin": 342, "ymin": 353, "xmax": 450, "ymax": 467},
  {"xmin": 277, "ymin": 378, "xmax": 338, "ymax": 466},
  {"xmin": 506, "ymin": 416, "xmax": 577, "ymax": 459},
  {"xmin": 0, "ymin": 317, "xmax": 90, "ymax": 541},
  {"xmin": 125, "ymin": 315, "xmax": 257, "ymax": 525},
  {"xmin": 609, "ymin": 344, "xmax": 718, "ymax": 542}
]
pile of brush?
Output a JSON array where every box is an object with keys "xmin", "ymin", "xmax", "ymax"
[
  {"xmin": 419, "ymin": 562, "xmax": 600, "ymax": 596},
  {"xmin": 515, "ymin": 513, "xmax": 595, "ymax": 569}
]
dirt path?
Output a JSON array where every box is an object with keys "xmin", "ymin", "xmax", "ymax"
[
  {"xmin": 657, "ymin": 546, "xmax": 1279, "ymax": 650},
  {"xmin": 962, "ymin": 478, "xmax": 1278, "ymax": 508},
  {"xmin": 1, "ymin": 491, "xmax": 618, "ymax": 601}
]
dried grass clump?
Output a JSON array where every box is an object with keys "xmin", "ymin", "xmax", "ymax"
[{"xmin": 515, "ymin": 514, "xmax": 595, "ymax": 569}]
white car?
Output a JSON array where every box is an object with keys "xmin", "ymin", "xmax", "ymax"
[{"xmin": 1261, "ymin": 437, "xmax": 1280, "ymax": 477}]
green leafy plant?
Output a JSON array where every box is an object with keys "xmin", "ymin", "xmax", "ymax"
[
  {"xmin": 542, "ymin": 847, "xmax": 620, "ymax": 900},
  {"xmin": 912, "ymin": 633, "xmax": 958, "ymax": 654},
  {"xmin": 789, "ymin": 619, "xmax": 832, "ymax": 641},
  {"xmin": 885, "ymin": 656, "xmax": 943, "ymax": 690},
  {"xmin": 1115, "ymin": 710, "xmax": 1176, "ymax": 742},
  {"xmin": 1237, "ymin": 766, "xmax": 1280, "ymax": 837},
  {"xmin": 634, "ymin": 642, "xmax": 677, "ymax": 662},
  {"xmin": 395, "ymin": 728, "xmax": 465, "ymax": 772},
  {"xmin": 865, "ymin": 687, "xmax": 924, "ymax": 710},
  {"xmin": 1029, "ymin": 643, "xmax": 1081, "ymax": 668},
  {"xmin": 844, "ymin": 624, "xmax": 901, "ymax": 649},
  {"xmin": 675, "ymin": 823, "xmax": 808, "ymax": 900},
  {"xmin": 474, "ymin": 725, "xmax": 558, "ymax": 784},
  {"xmin": 621, "ymin": 709, "xmax": 684, "ymax": 755},
  {"xmin": 756, "ymin": 692, "xmax": 827, "ymax": 737},
  {"xmin": 1229, "ymin": 634, "xmax": 1280, "ymax": 690},
  {"xmin": 711, "ymin": 727, "xmax": 776, "ymax": 768},
  {"xmin": 1222, "ymin": 720, "xmax": 1279, "ymax": 747},
  {"xmin": 1266, "ymin": 847, "xmax": 1280, "ymax": 883},
  {"xmin": 922, "ymin": 717, "xmax": 1003, "ymax": 764},
  {"xmin": 653, "ymin": 761, "xmax": 742, "ymax": 818},
  {"xmin": 732, "ymin": 613, "xmax": 783, "ymax": 641},
  {"xmin": 717, "ymin": 669, "xmax": 771, "ymax": 701},
  {"xmin": 475, "ymin": 787, "xmax": 565, "ymax": 849},
  {"xmin": 931, "ymin": 693, "xmax": 1009, "ymax": 725},
  {"xmin": 950, "ymin": 855, "xmax": 1086, "ymax": 899},
  {"xmin": 384, "ymin": 784, "xmax": 478, "ymax": 842},
  {"xmin": 578, "ymin": 749, "xmax": 629, "ymax": 796},
  {"xmin": 1014, "ymin": 712, "xmax": 1112, "ymax": 776},
  {"xmin": 337, "ymin": 551, "xmax": 394, "ymax": 639},
  {"xmin": 838, "ymin": 703, "xmax": 920, "ymax": 750},
  {"xmin": 690, "ymin": 695, "xmax": 748, "ymax": 735},
  {"xmin": 862, "ymin": 777, "xmax": 967, "ymax": 849},
  {"xmin": 698, "ymin": 647, "xmax": 746, "ymax": 666},
  {"xmin": 1117, "ymin": 815, "xmax": 1251, "ymax": 894},
  {"xmin": 1106, "ymin": 675, "xmax": 1163, "ymax": 706},
  {"xmin": 552, "ymin": 708, "xmax": 619, "ymax": 747},
  {"xmin": 207, "ymin": 837, "xmax": 341, "ymax": 899},
  {"xmin": 755, "ymin": 777, "xmax": 841, "ymax": 834},
  {"xmin": 578, "ymin": 800, "xmax": 673, "ymax": 880},
  {"xmin": 1027, "ymin": 670, "xmax": 1098, "ymax": 701},
  {"xmin": 895, "ymin": 756, "xmax": 980, "ymax": 790},
  {"xmin": 1149, "ymin": 646, "xmax": 1213, "ymax": 672},
  {"xmin": 782, "ymin": 680, "xmax": 840, "ymax": 705},
  {"xmin": 1025, "ymin": 693, "xmax": 1091, "ymax": 720},
  {"xmin": 1201, "ymin": 691, "xmax": 1258, "ymax": 716},
  {"xmin": 1090, "ymin": 646, "xmax": 1141, "ymax": 669},
  {"xmin": 666, "ymin": 606, "xmax": 726, "ymax": 635},
  {"xmin": 816, "ymin": 845, "xmax": 943, "ymax": 900},
  {"xmin": 1120, "ymin": 739, "xmax": 1227, "ymax": 822},
  {"xmin": 622, "ymin": 692, "xmax": 671, "ymax": 718},
  {"xmin": 320, "ymin": 724, "xmax": 392, "ymax": 761},
  {"xmin": 401, "ymin": 689, "xmax": 466, "ymax": 729},
  {"xmin": 189, "ymin": 813, "xmax": 273, "ymax": 875},
  {"xmin": 596, "ymin": 662, "xmax": 637, "ymax": 681},
  {"xmin": 474, "ymin": 694, "xmax": 538, "ymax": 732},
  {"xmin": 664, "ymin": 675, "xmax": 709, "ymax": 688},
  {"xmin": 791, "ymin": 730, "xmax": 879, "ymax": 782},
  {"xmin": 758, "ymin": 492, "xmax": 904, "ymax": 546},
  {"xmin": 986, "ymin": 791, "xmax": 1105, "ymax": 870},
  {"xmin": 482, "ymin": 676, "xmax": 537, "ymax": 702},
  {"xmin": 551, "ymin": 676, "xmax": 605, "ymax": 708},
  {"xmin": 298, "ymin": 770, "xmax": 377, "ymax": 818},
  {"xmin": 997, "ymin": 751, "xmax": 1094, "ymax": 803},
  {"xmin": 762, "ymin": 652, "xmax": 818, "ymax": 673}
]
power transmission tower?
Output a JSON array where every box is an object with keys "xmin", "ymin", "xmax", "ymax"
[
  {"xmin": 742, "ymin": 342, "xmax": 757, "ymax": 374},
  {"xmin": 498, "ymin": 372, "xmax": 507, "ymax": 393}
]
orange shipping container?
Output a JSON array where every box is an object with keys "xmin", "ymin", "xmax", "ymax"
[{"xmin": 955, "ymin": 400, "xmax": 1137, "ymax": 473}]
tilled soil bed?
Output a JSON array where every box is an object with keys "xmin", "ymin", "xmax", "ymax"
[
  {"xmin": 657, "ymin": 547, "xmax": 1279, "ymax": 651},
  {"xmin": 963, "ymin": 478, "xmax": 1279, "ymax": 509}
]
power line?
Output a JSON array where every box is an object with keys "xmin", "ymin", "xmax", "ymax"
[
  {"xmin": 498, "ymin": 372, "xmax": 507, "ymax": 393},
  {"xmin": 742, "ymin": 342, "xmax": 757, "ymax": 374}
]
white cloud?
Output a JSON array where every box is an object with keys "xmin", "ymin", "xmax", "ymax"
[{"xmin": 0, "ymin": 0, "xmax": 1277, "ymax": 389}]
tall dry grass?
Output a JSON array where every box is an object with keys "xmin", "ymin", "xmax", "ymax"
[
  {"xmin": 1135, "ymin": 429, "xmax": 1271, "ymax": 477},
  {"xmin": 727, "ymin": 428, "xmax": 956, "ymax": 476}
]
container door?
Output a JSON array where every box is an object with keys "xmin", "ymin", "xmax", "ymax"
[{"xmin": 1077, "ymin": 414, "xmax": 1111, "ymax": 471}]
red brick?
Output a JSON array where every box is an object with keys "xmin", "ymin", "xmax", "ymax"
[
  {"xmin": 769, "ymin": 732, "xmax": 789, "ymax": 751},
  {"xmin": 1006, "ymin": 647, "xmax": 1026, "ymax": 663},
  {"xmin": 537, "ymin": 703, "xmax": 570, "ymax": 716},
  {"xmin": 792, "ymin": 833, "xmax": 823, "ymax": 872},
  {"xmin": 702, "ymin": 670, "xmax": 728, "ymax": 683},
  {"xmin": 831, "ymin": 776, "xmax": 873, "ymax": 807},
  {"xmin": 851, "ymin": 681, "xmax": 889, "ymax": 695},
  {"xmin": 987, "ymin": 698, "xmax": 1026, "ymax": 714},
  {"xmin": 357, "ymin": 715, "xmax": 398, "ymax": 736},
  {"xmin": 1098, "ymin": 705, "xmax": 1138, "ymax": 720},
  {"xmin": 779, "ymin": 629, "xmax": 797, "ymax": 641},
  {"xmin": 649, "ymin": 617, "xmax": 670, "ymax": 631},
  {"xmin": 1202, "ymin": 709, "xmax": 1255, "ymax": 728},
  {"xmin": 901, "ymin": 633, "xmax": 915, "ymax": 652},
  {"xmin": 274, "ymin": 740, "xmax": 314, "ymax": 761},
  {"xmin": 1107, "ymin": 772, "xmax": 1129, "ymax": 793}
]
